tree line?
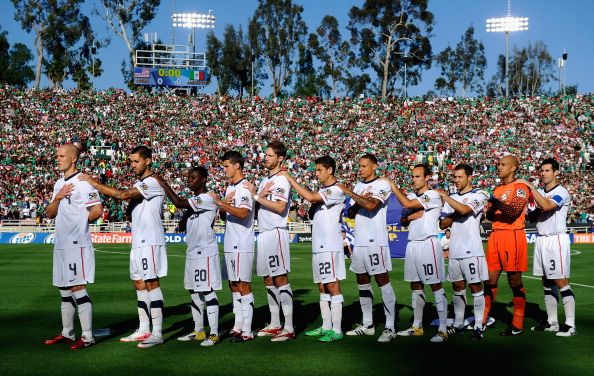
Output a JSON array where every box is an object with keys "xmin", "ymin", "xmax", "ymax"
[{"xmin": 3, "ymin": 0, "xmax": 563, "ymax": 97}]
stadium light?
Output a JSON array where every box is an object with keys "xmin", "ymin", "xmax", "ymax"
[
  {"xmin": 485, "ymin": 0, "xmax": 529, "ymax": 98},
  {"xmin": 172, "ymin": 11, "xmax": 216, "ymax": 52}
]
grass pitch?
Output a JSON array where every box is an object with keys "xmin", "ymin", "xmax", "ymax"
[{"xmin": 1, "ymin": 242, "xmax": 593, "ymax": 376}]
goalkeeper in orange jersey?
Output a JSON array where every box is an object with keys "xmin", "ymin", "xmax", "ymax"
[{"xmin": 484, "ymin": 155, "xmax": 530, "ymax": 336}]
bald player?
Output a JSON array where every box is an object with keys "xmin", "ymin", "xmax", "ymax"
[
  {"xmin": 484, "ymin": 156, "xmax": 530, "ymax": 336},
  {"xmin": 45, "ymin": 144, "xmax": 103, "ymax": 349}
]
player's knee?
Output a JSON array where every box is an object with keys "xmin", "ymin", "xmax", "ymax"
[
  {"xmin": 511, "ymin": 284, "xmax": 525, "ymax": 298},
  {"xmin": 374, "ymin": 273, "xmax": 390, "ymax": 287}
]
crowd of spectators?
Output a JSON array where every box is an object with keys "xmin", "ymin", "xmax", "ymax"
[{"xmin": 1, "ymin": 85, "xmax": 592, "ymax": 226}]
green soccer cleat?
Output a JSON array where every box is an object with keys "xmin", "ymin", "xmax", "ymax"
[
  {"xmin": 318, "ymin": 330, "xmax": 344, "ymax": 342},
  {"xmin": 305, "ymin": 327, "xmax": 329, "ymax": 337}
]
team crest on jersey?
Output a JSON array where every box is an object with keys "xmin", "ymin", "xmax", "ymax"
[
  {"xmin": 516, "ymin": 189, "xmax": 527, "ymax": 198},
  {"xmin": 275, "ymin": 187, "xmax": 285, "ymax": 194},
  {"xmin": 194, "ymin": 197, "xmax": 203, "ymax": 205},
  {"xmin": 240, "ymin": 196, "xmax": 249, "ymax": 202},
  {"xmin": 379, "ymin": 189, "xmax": 387, "ymax": 196},
  {"xmin": 141, "ymin": 183, "xmax": 149, "ymax": 191},
  {"xmin": 423, "ymin": 194, "xmax": 430, "ymax": 203},
  {"xmin": 323, "ymin": 189, "xmax": 331, "ymax": 196}
]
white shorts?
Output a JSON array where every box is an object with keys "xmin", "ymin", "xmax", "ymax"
[
  {"xmin": 404, "ymin": 238, "xmax": 445, "ymax": 284},
  {"xmin": 533, "ymin": 234, "xmax": 571, "ymax": 279},
  {"xmin": 313, "ymin": 251, "xmax": 346, "ymax": 284},
  {"xmin": 184, "ymin": 255, "xmax": 222, "ymax": 291},
  {"xmin": 130, "ymin": 245, "xmax": 168, "ymax": 281},
  {"xmin": 350, "ymin": 245, "xmax": 392, "ymax": 275},
  {"xmin": 225, "ymin": 252, "xmax": 254, "ymax": 282},
  {"xmin": 53, "ymin": 246, "xmax": 95, "ymax": 287},
  {"xmin": 448, "ymin": 256, "xmax": 488, "ymax": 284},
  {"xmin": 256, "ymin": 229, "xmax": 291, "ymax": 277}
]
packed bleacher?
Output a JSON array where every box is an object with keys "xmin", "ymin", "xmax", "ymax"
[{"xmin": 1, "ymin": 85, "xmax": 592, "ymax": 225}]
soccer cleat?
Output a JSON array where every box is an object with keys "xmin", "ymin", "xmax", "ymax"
[
  {"xmin": 230, "ymin": 334, "xmax": 254, "ymax": 343},
  {"xmin": 377, "ymin": 328, "xmax": 397, "ymax": 343},
  {"xmin": 531, "ymin": 321, "xmax": 559, "ymax": 332},
  {"xmin": 430, "ymin": 331, "xmax": 448, "ymax": 343},
  {"xmin": 318, "ymin": 330, "xmax": 344, "ymax": 342},
  {"xmin": 471, "ymin": 327, "xmax": 485, "ymax": 340},
  {"xmin": 446, "ymin": 326, "xmax": 465, "ymax": 335},
  {"xmin": 177, "ymin": 330, "xmax": 207, "ymax": 341},
  {"xmin": 499, "ymin": 326, "xmax": 523, "ymax": 336},
  {"xmin": 70, "ymin": 336, "xmax": 95, "ymax": 350},
  {"xmin": 229, "ymin": 329, "xmax": 242, "ymax": 338},
  {"xmin": 346, "ymin": 324, "xmax": 375, "ymax": 336},
  {"xmin": 270, "ymin": 329, "xmax": 296, "ymax": 342},
  {"xmin": 120, "ymin": 329, "xmax": 151, "ymax": 342},
  {"xmin": 556, "ymin": 324, "xmax": 576, "ymax": 337},
  {"xmin": 137, "ymin": 333, "xmax": 164, "ymax": 348},
  {"xmin": 257, "ymin": 323, "xmax": 283, "ymax": 337},
  {"xmin": 396, "ymin": 326, "xmax": 424, "ymax": 337},
  {"xmin": 304, "ymin": 327, "xmax": 329, "ymax": 337},
  {"xmin": 44, "ymin": 334, "xmax": 75, "ymax": 345},
  {"xmin": 200, "ymin": 334, "xmax": 220, "ymax": 347}
]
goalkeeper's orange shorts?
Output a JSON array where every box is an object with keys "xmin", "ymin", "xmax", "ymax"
[{"xmin": 487, "ymin": 229, "xmax": 528, "ymax": 272}]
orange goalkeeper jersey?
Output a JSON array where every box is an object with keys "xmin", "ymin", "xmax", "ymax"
[{"xmin": 491, "ymin": 180, "xmax": 530, "ymax": 230}]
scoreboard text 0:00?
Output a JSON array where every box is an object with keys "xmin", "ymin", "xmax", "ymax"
[{"xmin": 158, "ymin": 68, "xmax": 182, "ymax": 77}]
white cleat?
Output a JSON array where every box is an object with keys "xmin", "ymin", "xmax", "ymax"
[
  {"xmin": 177, "ymin": 330, "xmax": 206, "ymax": 341},
  {"xmin": 556, "ymin": 324, "xmax": 576, "ymax": 337},
  {"xmin": 346, "ymin": 324, "xmax": 375, "ymax": 336},
  {"xmin": 120, "ymin": 329, "xmax": 151, "ymax": 342},
  {"xmin": 377, "ymin": 328, "xmax": 397, "ymax": 343},
  {"xmin": 430, "ymin": 331, "xmax": 448, "ymax": 343},
  {"xmin": 137, "ymin": 333, "xmax": 164, "ymax": 348}
]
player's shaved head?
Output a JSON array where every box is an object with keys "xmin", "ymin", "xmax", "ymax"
[
  {"xmin": 60, "ymin": 143, "xmax": 80, "ymax": 160},
  {"xmin": 500, "ymin": 155, "xmax": 519, "ymax": 169}
]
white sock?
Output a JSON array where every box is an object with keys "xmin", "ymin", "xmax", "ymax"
[
  {"xmin": 358, "ymin": 284, "xmax": 374, "ymax": 327},
  {"xmin": 412, "ymin": 290, "xmax": 425, "ymax": 328},
  {"xmin": 148, "ymin": 288, "xmax": 164, "ymax": 335},
  {"xmin": 380, "ymin": 283, "xmax": 396, "ymax": 331},
  {"xmin": 136, "ymin": 289, "xmax": 151, "ymax": 333},
  {"xmin": 453, "ymin": 290, "xmax": 466, "ymax": 328},
  {"xmin": 278, "ymin": 284, "xmax": 294, "ymax": 333},
  {"xmin": 434, "ymin": 288, "xmax": 448, "ymax": 332},
  {"xmin": 320, "ymin": 293, "xmax": 332, "ymax": 330},
  {"xmin": 232, "ymin": 292, "xmax": 243, "ymax": 332},
  {"xmin": 73, "ymin": 289, "xmax": 93, "ymax": 339},
  {"xmin": 59, "ymin": 289, "xmax": 76, "ymax": 338},
  {"xmin": 543, "ymin": 286, "xmax": 559, "ymax": 324},
  {"xmin": 241, "ymin": 293, "xmax": 255, "ymax": 336},
  {"xmin": 266, "ymin": 286, "xmax": 281, "ymax": 328},
  {"xmin": 560, "ymin": 285, "xmax": 576, "ymax": 327},
  {"xmin": 330, "ymin": 294, "xmax": 344, "ymax": 334},
  {"xmin": 190, "ymin": 291, "xmax": 205, "ymax": 332},
  {"xmin": 472, "ymin": 291, "xmax": 485, "ymax": 330},
  {"xmin": 204, "ymin": 291, "xmax": 219, "ymax": 336}
]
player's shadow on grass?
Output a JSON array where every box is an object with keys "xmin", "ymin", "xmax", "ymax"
[
  {"xmin": 341, "ymin": 301, "xmax": 405, "ymax": 331},
  {"xmin": 490, "ymin": 301, "xmax": 543, "ymax": 327}
]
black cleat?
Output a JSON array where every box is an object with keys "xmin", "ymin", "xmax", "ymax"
[{"xmin": 499, "ymin": 326, "xmax": 523, "ymax": 336}]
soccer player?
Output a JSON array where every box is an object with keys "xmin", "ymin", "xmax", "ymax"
[
  {"xmin": 209, "ymin": 151, "xmax": 256, "ymax": 343},
  {"xmin": 80, "ymin": 146, "xmax": 167, "ymax": 348},
  {"xmin": 483, "ymin": 155, "xmax": 530, "ymax": 336},
  {"xmin": 385, "ymin": 164, "xmax": 448, "ymax": 343},
  {"xmin": 438, "ymin": 164, "xmax": 489, "ymax": 340},
  {"xmin": 44, "ymin": 144, "xmax": 103, "ymax": 350},
  {"xmin": 156, "ymin": 167, "xmax": 221, "ymax": 346},
  {"xmin": 248, "ymin": 141, "xmax": 295, "ymax": 342},
  {"xmin": 520, "ymin": 158, "xmax": 576, "ymax": 336},
  {"xmin": 338, "ymin": 154, "xmax": 397, "ymax": 343},
  {"xmin": 279, "ymin": 156, "xmax": 347, "ymax": 342}
]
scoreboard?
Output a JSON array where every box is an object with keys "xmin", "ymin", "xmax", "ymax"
[{"xmin": 134, "ymin": 67, "xmax": 209, "ymax": 87}]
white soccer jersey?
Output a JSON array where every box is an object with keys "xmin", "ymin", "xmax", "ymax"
[
  {"xmin": 535, "ymin": 185, "xmax": 570, "ymax": 236},
  {"xmin": 224, "ymin": 179, "xmax": 255, "ymax": 253},
  {"xmin": 311, "ymin": 184, "xmax": 346, "ymax": 253},
  {"xmin": 256, "ymin": 173, "xmax": 291, "ymax": 232},
  {"xmin": 52, "ymin": 172, "xmax": 101, "ymax": 249},
  {"xmin": 353, "ymin": 178, "xmax": 391, "ymax": 246},
  {"xmin": 441, "ymin": 189, "xmax": 489, "ymax": 258},
  {"xmin": 186, "ymin": 193, "xmax": 219, "ymax": 257},
  {"xmin": 405, "ymin": 190, "xmax": 442, "ymax": 241},
  {"xmin": 131, "ymin": 175, "xmax": 166, "ymax": 247}
]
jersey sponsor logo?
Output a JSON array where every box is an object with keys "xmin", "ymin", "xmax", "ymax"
[
  {"xmin": 10, "ymin": 232, "xmax": 35, "ymax": 244},
  {"xmin": 44, "ymin": 233, "xmax": 56, "ymax": 244},
  {"xmin": 499, "ymin": 190, "xmax": 511, "ymax": 202}
]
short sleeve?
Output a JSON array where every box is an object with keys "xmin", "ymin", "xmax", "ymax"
[
  {"xmin": 319, "ymin": 186, "xmax": 346, "ymax": 207},
  {"xmin": 417, "ymin": 190, "xmax": 442, "ymax": 210},
  {"xmin": 549, "ymin": 188, "xmax": 570, "ymax": 208},
  {"xmin": 467, "ymin": 191, "xmax": 489, "ymax": 215},
  {"xmin": 78, "ymin": 180, "xmax": 101, "ymax": 208},
  {"xmin": 189, "ymin": 194, "xmax": 217, "ymax": 212},
  {"xmin": 134, "ymin": 177, "xmax": 163, "ymax": 200},
  {"xmin": 441, "ymin": 202, "xmax": 454, "ymax": 217},
  {"xmin": 234, "ymin": 185, "xmax": 253, "ymax": 210},
  {"xmin": 270, "ymin": 176, "xmax": 290, "ymax": 202},
  {"xmin": 51, "ymin": 181, "xmax": 61, "ymax": 202},
  {"xmin": 372, "ymin": 180, "xmax": 392, "ymax": 203}
]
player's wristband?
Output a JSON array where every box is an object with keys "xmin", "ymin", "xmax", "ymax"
[{"xmin": 253, "ymin": 194, "xmax": 260, "ymax": 201}]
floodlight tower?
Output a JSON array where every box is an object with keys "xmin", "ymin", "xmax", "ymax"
[
  {"xmin": 486, "ymin": 0, "xmax": 528, "ymax": 97},
  {"xmin": 172, "ymin": 10, "xmax": 216, "ymax": 53}
]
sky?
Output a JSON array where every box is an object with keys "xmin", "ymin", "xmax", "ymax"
[{"xmin": 1, "ymin": 0, "xmax": 593, "ymax": 96}]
